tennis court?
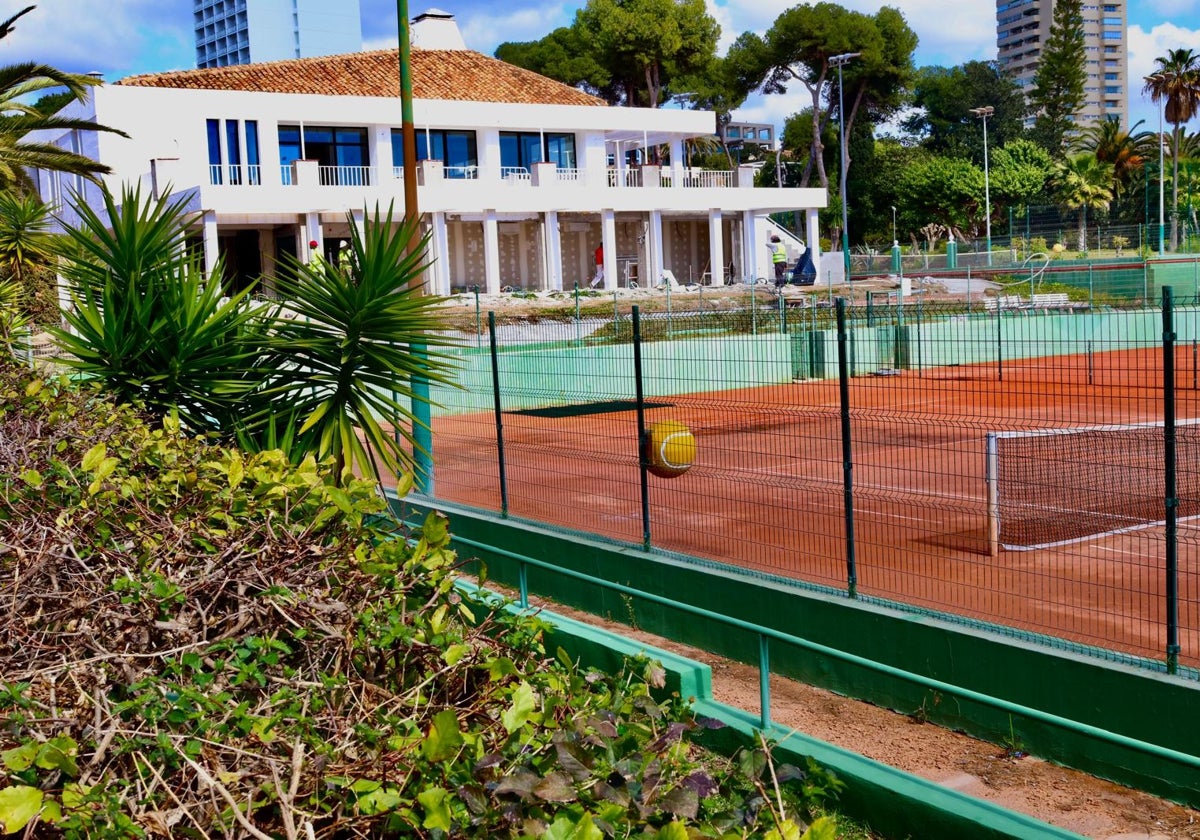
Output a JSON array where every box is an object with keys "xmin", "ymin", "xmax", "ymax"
[{"xmin": 421, "ymin": 327, "xmax": 1200, "ymax": 673}]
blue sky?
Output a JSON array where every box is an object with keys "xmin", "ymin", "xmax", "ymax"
[{"xmin": 6, "ymin": 0, "xmax": 1200, "ymax": 136}]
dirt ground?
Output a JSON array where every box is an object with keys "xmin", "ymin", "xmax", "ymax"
[{"xmin": 530, "ymin": 595, "xmax": 1200, "ymax": 839}]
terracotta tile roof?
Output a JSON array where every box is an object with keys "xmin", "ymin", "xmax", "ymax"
[{"xmin": 116, "ymin": 48, "xmax": 605, "ymax": 108}]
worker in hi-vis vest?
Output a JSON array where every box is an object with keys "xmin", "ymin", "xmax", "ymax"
[{"xmin": 768, "ymin": 235, "xmax": 787, "ymax": 287}]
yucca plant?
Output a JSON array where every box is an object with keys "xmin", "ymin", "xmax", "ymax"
[
  {"xmin": 50, "ymin": 185, "xmax": 271, "ymax": 433},
  {"xmin": 255, "ymin": 203, "xmax": 459, "ymax": 485}
]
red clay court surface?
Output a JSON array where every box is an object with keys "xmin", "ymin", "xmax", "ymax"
[{"xmin": 415, "ymin": 346, "xmax": 1200, "ymax": 672}]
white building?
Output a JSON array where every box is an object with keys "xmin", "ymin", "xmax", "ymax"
[
  {"xmin": 194, "ymin": 0, "xmax": 364, "ymax": 68},
  {"xmin": 37, "ymin": 10, "xmax": 826, "ymax": 295}
]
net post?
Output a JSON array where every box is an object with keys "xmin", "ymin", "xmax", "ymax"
[
  {"xmin": 986, "ymin": 432, "xmax": 999, "ymax": 558},
  {"xmin": 488, "ymin": 312, "xmax": 509, "ymax": 518},
  {"xmin": 632, "ymin": 306, "xmax": 651, "ymax": 552},
  {"xmin": 836, "ymin": 297, "xmax": 857, "ymax": 598},
  {"xmin": 1162, "ymin": 286, "xmax": 1180, "ymax": 673}
]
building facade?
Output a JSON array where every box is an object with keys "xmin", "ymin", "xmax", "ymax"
[
  {"xmin": 194, "ymin": 0, "xmax": 363, "ymax": 68},
  {"xmin": 996, "ymin": 0, "xmax": 1128, "ymax": 129},
  {"xmin": 38, "ymin": 12, "xmax": 825, "ymax": 295}
]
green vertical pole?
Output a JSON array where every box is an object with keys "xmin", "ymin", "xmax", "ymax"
[
  {"xmin": 397, "ymin": 0, "xmax": 434, "ymax": 496},
  {"xmin": 474, "ymin": 285, "xmax": 482, "ymax": 348},
  {"xmin": 758, "ymin": 634, "xmax": 771, "ymax": 730},
  {"xmin": 996, "ymin": 302, "xmax": 1003, "ymax": 383},
  {"xmin": 574, "ymin": 282, "xmax": 582, "ymax": 345},
  {"xmin": 835, "ymin": 298, "xmax": 857, "ymax": 599},
  {"xmin": 488, "ymin": 312, "xmax": 508, "ymax": 518},
  {"xmin": 633, "ymin": 306, "xmax": 651, "ymax": 551},
  {"xmin": 1163, "ymin": 287, "xmax": 1180, "ymax": 674}
]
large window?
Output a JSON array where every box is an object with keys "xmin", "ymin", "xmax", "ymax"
[
  {"xmin": 209, "ymin": 118, "xmax": 261, "ymax": 185},
  {"xmin": 279, "ymin": 125, "xmax": 371, "ymax": 185},
  {"xmin": 498, "ymin": 131, "xmax": 576, "ymax": 172},
  {"xmin": 391, "ymin": 129, "xmax": 478, "ymax": 179}
]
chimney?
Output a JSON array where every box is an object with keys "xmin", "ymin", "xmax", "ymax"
[{"xmin": 411, "ymin": 9, "xmax": 466, "ymax": 50}]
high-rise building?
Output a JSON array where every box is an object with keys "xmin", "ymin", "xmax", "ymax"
[
  {"xmin": 996, "ymin": 0, "xmax": 1128, "ymax": 129},
  {"xmin": 194, "ymin": 0, "xmax": 363, "ymax": 68}
]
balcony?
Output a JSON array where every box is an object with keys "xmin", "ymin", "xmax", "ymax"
[{"xmin": 208, "ymin": 160, "xmax": 757, "ymax": 192}]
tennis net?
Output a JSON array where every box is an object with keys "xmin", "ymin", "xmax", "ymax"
[{"xmin": 985, "ymin": 420, "xmax": 1200, "ymax": 553}]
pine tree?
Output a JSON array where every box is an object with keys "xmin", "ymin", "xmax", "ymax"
[{"xmin": 1029, "ymin": 0, "xmax": 1086, "ymax": 154}]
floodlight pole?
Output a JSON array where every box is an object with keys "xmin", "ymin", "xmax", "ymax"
[
  {"xmin": 971, "ymin": 106, "xmax": 994, "ymax": 267},
  {"xmin": 831, "ymin": 52, "xmax": 859, "ymax": 283},
  {"xmin": 1159, "ymin": 96, "xmax": 1166, "ymax": 257},
  {"xmin": 397, "ymin": 0, "xmax": 434, "ymax": 495}
]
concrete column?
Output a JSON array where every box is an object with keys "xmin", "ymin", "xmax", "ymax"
[
  {"xmin": 429, "ymin": 212, "xmax": 450, "ymax": 294},
  {"xmin": 806, "ymin": 209, "xmax": 822, "ymax": 285},
  {"xmin": 648, "ymin": 209, "xmax": 664, "ymax": 286},
  {"xmin": 478, "ymin": 129, "xmax": 501, "ymax": 183},
  {"xmin": 531, "ymin": 162, "xmax": 557, "ymax": 187},
  {"xmin": 743, "ymin": 210, "xmax": 759, "ymax": 283},
  {"xmin": 201, "ymin": 210, "xmax": 219, "ymax": 275},
  {"xmin": 544, "ymin": 210, "xmax": 563, "ymax": 291},
  {"xmin": 417, "ymin": 159, "xmax": 444, "ymax": 185},
  {"xmin": 669, "ymin": 138, "xmax": 685, "ymax": 186},
  {"xmin": 483, "ymin": 211, "xmax": 501, "ymax": 294},
  {"xmin": 303, "ymin": 212, "xmax": 323, "ymax": 263},
  {"xmin": 601, "ymin": 209, "xmax": 617, "ymax": 290},
  {"xmin": 707, "ymin": 209, "xmax": 725, "ymax": 285},
  {"xmin": 294, "ymin": 159, "xmax": 319, "ymax": 187},
  {"xmin": 370, "ymin": 126, "xmax": 391, "ymax": 183}
]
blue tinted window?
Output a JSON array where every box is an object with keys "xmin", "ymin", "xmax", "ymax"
[{"xmin": 207, "ymin": 119, "xmax": 222, "ymax": 166}]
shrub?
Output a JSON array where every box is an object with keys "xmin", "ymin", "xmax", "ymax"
[{"xmin": 0, "ymin": 364, "xmax": 841, "ymax": 838}]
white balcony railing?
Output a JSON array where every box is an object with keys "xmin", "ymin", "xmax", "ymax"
[
  {"xmin": 682, "ymin": 169, "xmax": 734, "ymax": 188},
  {"xmin": 501, "ymin": 166, "xmax": 531, "ymax": 183},
  {"xmin": 209, "ymin": 163, "xmax": 262, "ymax": 186},
  {"xmin": 223, "ymin": 162, "xmax": 742, "ymax": 190},
  {"xmin": 319, "ymin": 165, "xmax": 372, "ymax": 186},
  {"xmin": 607, "ymin": 168, "xmax": 642, "ymax": 188}
]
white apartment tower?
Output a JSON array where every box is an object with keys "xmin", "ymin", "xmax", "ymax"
[
  {"xmin": 194, "ymin": 0, "xmax": 363, "ymax": 68},
  {"xmin": 996, "ymin": 0, "xmax": 1128, "ymax": 129}
]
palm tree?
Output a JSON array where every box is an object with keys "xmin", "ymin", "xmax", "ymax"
[
  {"xmin": 1054, "ymin": 153, "xmax": 1113, "ymax": 252},
  {"xmin": 1143, "ymin": 49, "xmax": 1200, "ymax": 251},
  {"xmin": 261, "ymin": 205, "xmax": 460, "ymax": 484},
  {"xmin": 1072, "ymin": 116, "xmax": 1154, "ymax": 205},
  {"xmin": 0, "ymin": 191, "xmax": 54, "ymax": 290},
  {"xmin": 0, "ymin": 61, "xmax": 129, "ymax": 192}
]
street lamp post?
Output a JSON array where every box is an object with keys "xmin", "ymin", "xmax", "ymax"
[
  {"xmin": 1159, "ymin": 97, "xmax": 1166, "ymax": 257},
  {"xmin": 830, "ymin": 51, "xmax": 860, "ymax": 282},
  {"xmin": 891, "ymin": 205, "xmax": 897, "ymax": 246},
  {"xmin": 970, "ymin": 105, "xmax": 994, "ymax": 267}
]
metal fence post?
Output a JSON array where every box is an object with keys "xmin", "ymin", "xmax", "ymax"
[
  {"xmin": 836, "ymin": 298, "xmax": 858, "ymax": 599},
  {"xmin": 488, "ymin": 312, "xmax": 509, "ymax": 518},
  {"xmin": 1162, "ymin": 287, "xmax": 1180, "ymax": 674},
  {"xmin": 474, "ymin": 285, "xmax": 482, "ymax": 348},
  {"xmin": 996, "ymin": 303, "xmax": 1003, "ymax": 382},
  {"xmin": 632, "ymin": 306, "xmax": 651, "ymax": 551}
]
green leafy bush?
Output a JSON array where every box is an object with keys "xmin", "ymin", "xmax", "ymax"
[{"xmin": 0, "ymin": 363, "xmax": 842, "ymax": 838}]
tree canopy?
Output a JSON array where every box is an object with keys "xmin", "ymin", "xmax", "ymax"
[
  {"xmin": 902, "ymin": 61, "xmax": 1028, "ymax": 161},
  {"xmin": 1028, "ymin": 0, "xmax": 1086, "ymax": 154},
  {"xmin": 496, "ymin": 0, "xmax": 720, "ymax": 108},
  {"xmin": 725, "ymin": 3, "xmax": 915, "ymax": 190}
]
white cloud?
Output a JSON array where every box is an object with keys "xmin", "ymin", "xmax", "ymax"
[
  {"xmin": 1, "ymin": 0, "xmax": 191, "ymax": 77},
  {"xmin": 458, "ymin": 5, "xmax": 575, "ymax": 51},
  {"xmin": 1127, "ymin": 23, "xmax": 1200, "ymax": 130}
]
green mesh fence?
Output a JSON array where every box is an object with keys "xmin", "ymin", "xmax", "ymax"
[{"xmin": 416, "ymin": 284, "xmax": 1200, "ymax": 677}]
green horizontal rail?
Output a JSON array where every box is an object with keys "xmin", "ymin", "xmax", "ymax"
[{"xmin": 441, "ymin": 529, "xmax": 1200, "ymax": 773}]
